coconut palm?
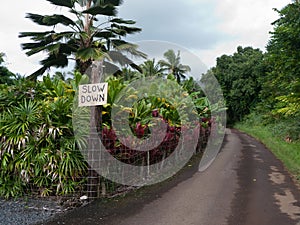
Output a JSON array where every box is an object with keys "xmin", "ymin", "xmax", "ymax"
[
  {"xmin": 19, "ymin": 0, "xmax": 145, "ymax": 80},
  {"xmin": 140, "ymin": 59, "xmax": 164, "ymax": 77},
  {"xmin": 158, "ymin": 49, "xmax": 191, "ymax": 83}
]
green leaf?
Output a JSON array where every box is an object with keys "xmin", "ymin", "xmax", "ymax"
[
  {"xmin": 107, "ymin": 50, "xmax": 132, "ymax": 65},
  {"xmin": 93, "ymin": 31, "xmax": 116, "ymax": 39},
  {"xmin": 76, "ymin": 47, "xmax": 107, "ymax": 61},
  {"xmin": 19, "ymin": 31, "xmax": 55, "ymax": 38},
  {"xmin": 41, "ymin": 54, "xmax": 69, "ymax": 68},
  {"xmin": 46, "ymin": 0, "xmax": 74, "ymax": 8},
  {"xmin": 110, "ymin": 18, "xmax": 136, "ymax": 25},
  {"xmin": 27, "ymin": 67, "xmax": 48, "ymax": 80},
  {"xmin": 111, "ymin": 24, "xmax": 141, "ymax": 35},
  {"xmin": 82, "ymin": 5, "xmax": 117, "ymax": 16},
  {"xmin": 43, "ymin": 14, "xmax": 76, "ymax": 26},
  {"xmin": 25, "ymin": 13, "xmax": 46, "ymax": 25},
  {"xmin": 23, "ymin": 41, "xmax": 75, "ymax": 57},
  {"xmin": 93, "ymin": 0, "xmax": 123, "ymax": 6},
  {"xmin": 25, "ymin": 13, "xmax": 76, "ymax": 27}
]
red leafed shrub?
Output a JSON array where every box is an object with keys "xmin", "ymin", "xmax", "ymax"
[{"xmin": 100, "ymin": 120, "xmax": 209, "ymax": 166}]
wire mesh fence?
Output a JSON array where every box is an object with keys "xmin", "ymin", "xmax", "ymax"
[
  {"xmin": 9, "ymin": 116, "xmax": 211, "ymax": 201},
  {"xmin": 82, "ymin": 115, "xmax": 211, "ymax": 199},
  {"xmin": 0, "ymin": 77, "xmax": 214, "ymax": 201}
]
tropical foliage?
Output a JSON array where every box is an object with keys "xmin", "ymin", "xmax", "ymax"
[
  {"xmin": 100, "ymin": 76, "xmax": 203, "ymax": 166},
  {"xmin": 158, "ymin": 49, "xmax": 191, "ymax": 83},
  {"xmin": 0, "ymin": 73, "xmax": 87, "ymax": 198},
  {"xmin": 0, "ymin": 0, "xmax": 212, "ymax": 199},
  {"xmin": 263, "ymin": 1, "xmax": 300, "ymax": 119},
  {"xmin": 0, "ymin": 47, "xmax": 212, "ymax": 198}
]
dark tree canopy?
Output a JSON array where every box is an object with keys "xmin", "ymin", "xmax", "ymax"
[
  {"xmin": 0, "ymin": 53, "xmax": 15, "ymax": 85},
  {"xmin": 209, "ymin": 46, "xmax": 265, "ymax": 124}
]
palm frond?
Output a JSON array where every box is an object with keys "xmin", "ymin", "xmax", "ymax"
[
  {"xmin": 76, "ymin": 47, "xmax": 108, "ymax": 62},
  {"xmin": 110, "ymin": 40, "xmax": 147, "ymax": 58},
  {"xmin": 111, "ymin": 24, "xmax": 141, "ymax": 35},
  {"xmin": 106, "ymin": 50, "xmax": 132, "ymax": 65},
  {"xmin": 19, "ymin": 31, "xmax": 55, "ymax": 39},
  {"xmin": 93, "ymin": 31, "xmax": 116, "ymax": 39},
  {"xmin": 46, "ymin": 0, "xmax": 74, "ymax": 8},
  {"xmin": 41, "ymin": 53, "xmax": 69, "ymax": 68},
  {"xmin": 26, "ymin": 13, "xmax": 76, "ymax": 27},
  {"xmin": 27, "ymin": 67, "xmax": 49, "ymax": 81},
  {"xmin": 110, "ymin": 18, "xmax": 135, "ymax": 25},
  {"xmin": 103, "ymin": 61, "xmax": 120, "ymax": 75},
  {"xmin": 93, "ymin": 0, "xmax": 123, "ymax": 6},
  {"xmin": 82, "ymin": 5, "xmax": 117, "ymax": 16}
]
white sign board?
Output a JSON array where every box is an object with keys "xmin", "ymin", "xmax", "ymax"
[{"xmin": 78, "ymin": 83, "xmax": 108, "ymax": 107}]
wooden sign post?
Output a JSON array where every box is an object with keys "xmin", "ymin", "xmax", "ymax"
[{"xmin": 83, "ymin": 61, "xmax": 107, "ymax": 199}]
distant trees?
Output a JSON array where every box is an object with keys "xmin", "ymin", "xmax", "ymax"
[
  {"xmin": 207, "ymin": 46, "xmax": 265, "ymax": 124},
  {"xmin": 0, "ymin": 52, "xmax": 15, "ymax": 85},
  {"xmin": 115, "ymin": 50, "xmax": 192, "ymax": 83}
]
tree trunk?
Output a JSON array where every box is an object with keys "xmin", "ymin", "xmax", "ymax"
[{"xmin": 87, "ymin": 61, "xmax": 103, "ymax": 199}]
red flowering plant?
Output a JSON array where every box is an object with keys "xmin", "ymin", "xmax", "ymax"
[{"xmin": 99, "ymin": 75, "xmax": 213, "ymax": 167}]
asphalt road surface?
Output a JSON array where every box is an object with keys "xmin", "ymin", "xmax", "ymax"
[{"xmin": 43, "ymin": 129, "xmax": 300, "ymax": 225}]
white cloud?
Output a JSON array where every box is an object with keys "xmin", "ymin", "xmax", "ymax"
[
  {"xmin": 0, "ymin": 0, "xmax": 66, "ymax": 75},
  {"xmin": 215, "ymin": 0, "xmax": 290, "ymax": 43},
  {"xmin": 196, "ymin": 0, "xmax": 291, "ymax": 68}
]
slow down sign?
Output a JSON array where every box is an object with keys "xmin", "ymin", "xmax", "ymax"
[{"xmin": 78, "ymin": 83, "xmax": 108, "ymax": 107}]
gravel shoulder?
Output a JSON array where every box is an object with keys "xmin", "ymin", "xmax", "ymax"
[
  {"xmin": 0, "ymin": 197, "xmax": 65, "ymax": 225},
  {"xmin": 0, "ymin": 148, "xmax": 204, "ymax": 225}
]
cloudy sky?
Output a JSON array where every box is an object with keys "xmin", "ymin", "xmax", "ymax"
[{"xmin": 0, "ymin": 0, "xmax": 291, "ymax": 76}]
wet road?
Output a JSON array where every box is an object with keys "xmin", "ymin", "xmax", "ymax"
[{"xmin": 42, "ymin": 129, "xmax": 300, "ymax": 225}]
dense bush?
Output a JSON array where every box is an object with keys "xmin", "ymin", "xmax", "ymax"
[
  {"xmin": 0, "ymin": 74, "xmax": 87, "ymax": 198},
  {"xmin": 98, "ymin": 75, "xmax": 212, "ymax": 167}
]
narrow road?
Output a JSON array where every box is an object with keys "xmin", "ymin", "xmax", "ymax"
[{"xmin": 43, "ymin": 129, "xmax": 300, "ymax": 225}]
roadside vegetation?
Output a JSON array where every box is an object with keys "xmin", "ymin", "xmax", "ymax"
[
  {"xmin": 235, "ymin": 115, "xmax": 300, "ymax": 180},
  {"xmin": 0, "ymin": 56, "xmax": 214, "ymax": 198}
]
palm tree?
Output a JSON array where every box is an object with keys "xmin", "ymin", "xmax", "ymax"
[
  {"xmin": 140, "ymin": 58, "xmax": 164, "ymax": 77},
  {"xmin": 19, "ymin": 0, "xmax": 147, "ymax": 199},
  {"xmin": 158, "ymin": 49, "xmax": 191, "ymax": 83},
  {"xmin": 19, "ymin": 0, "xmax": 145, "ymax": 80}
]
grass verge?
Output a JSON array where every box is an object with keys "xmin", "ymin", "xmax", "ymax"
[{"xmin": 235, "ymin": 122, "xmax": 300, "ymax": 181}]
